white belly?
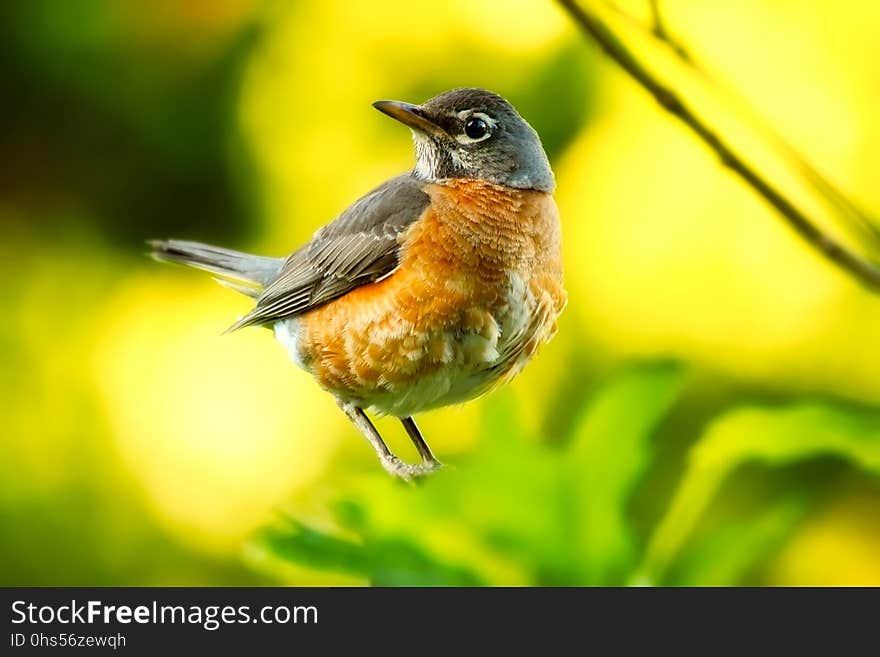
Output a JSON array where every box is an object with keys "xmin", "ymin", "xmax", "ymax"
[{"xmin": 274, "ymin": 319, "xmax": 308, "ymax": 370}]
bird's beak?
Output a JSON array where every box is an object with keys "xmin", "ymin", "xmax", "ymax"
[{"xmin": 372, "ymin": 100, "xmax": 445, "ymax": 137}]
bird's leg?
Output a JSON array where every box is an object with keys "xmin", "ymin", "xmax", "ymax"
[
  {"xmin": 336, "ymin": 401, "xmax": 440, "ymax": 481},
  {"xmin": 400, "ymin": 417, "xmax": 443, "ymax": 471}
]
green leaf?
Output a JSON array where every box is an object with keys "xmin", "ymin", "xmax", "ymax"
[
  {"xmin": 566, "ymin": 362, "xmax": 686, "ymax": 584},
  {"xmin": 638, "ymin": 402, "xmax": 880, "ymax": 584},
  {"xmin": 670, "ymin": 493, "xmax": 810, "ymax": 586},
  {"xmin": 259, "ymin": 517, "xmax": 485, "ymax": 586}
]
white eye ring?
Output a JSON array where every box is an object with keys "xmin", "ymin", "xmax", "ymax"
[{"xmin": 455, "ymin": 112, "xmax": 496, "ymax": 144}]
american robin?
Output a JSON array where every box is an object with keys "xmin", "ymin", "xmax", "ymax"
[{"xmin": 151, "ymin": 88, "xmax": 566, "ymax": 481}]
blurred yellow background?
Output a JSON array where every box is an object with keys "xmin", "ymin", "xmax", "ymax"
[{"xmin": 2, "ymin": 0, "xmax": 879, "ymax": 585}]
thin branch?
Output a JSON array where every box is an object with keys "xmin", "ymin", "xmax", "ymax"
[
  {"xmin": 647, "ymin": 0, "xmax": 692, "ymax": 63},
  {"xmin": 556, "ymin": 0, "xmax": 880, "ymax": 291},
  {"xmin": 628, "ymin": 0, "xmax": 880, "ymax": 249}
]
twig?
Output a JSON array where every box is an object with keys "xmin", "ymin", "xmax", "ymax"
[
  {"xmin": 647, "ymin": 0, "xmax": 692, "ymax": 63},
  {"xmin": 623, "ymin": 0, "xmax": 880, "ymax": 249},
  {"xmin": 556, "ymin": 0, "xmax": 880, "ymax": 291}
]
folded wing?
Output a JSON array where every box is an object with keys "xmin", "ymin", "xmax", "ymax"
[{"xmin": 227, "ymin": 174, "xmax": 430, "ymax": 331}]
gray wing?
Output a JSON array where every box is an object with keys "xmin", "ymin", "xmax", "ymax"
[{"xmin": 227, "ymin": 174, "xmax": 430, "ymax": 331}]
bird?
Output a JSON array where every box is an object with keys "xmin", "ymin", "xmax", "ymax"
[{"xmin": 150, "ymin": 87, "xmax": 566, "ymax": 481}]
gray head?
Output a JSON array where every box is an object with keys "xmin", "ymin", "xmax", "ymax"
[{"xmin": 373, "ymin": 88, "xmax": 554, "ymax": 193}]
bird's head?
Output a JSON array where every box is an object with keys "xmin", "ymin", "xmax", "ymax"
[{"xmin": 373, "ymin": 88, "xmax": 554, "ymax": 193}]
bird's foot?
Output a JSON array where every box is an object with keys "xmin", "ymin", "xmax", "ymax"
[{"xmin": 379, "ymin": 454, "xmax": 444, "ymax": 483}]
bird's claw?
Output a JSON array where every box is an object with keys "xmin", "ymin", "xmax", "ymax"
[{"xmin": 380, "ymin": 455, "xmax": 444, "ymax": 482}]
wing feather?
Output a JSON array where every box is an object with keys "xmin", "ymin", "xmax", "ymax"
[{"xmin": 227, "ymin": 174, "xmax": 430, "ymax": 331}]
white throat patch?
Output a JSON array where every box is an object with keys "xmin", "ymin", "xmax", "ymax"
[{"xmin": 412, "ymin": 132, "xmax": 462, "ymax": 181}]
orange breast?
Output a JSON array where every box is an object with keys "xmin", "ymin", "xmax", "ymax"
[{"xmin": 294, "ymin": 179, "xmax": 566, "ymax": 416}]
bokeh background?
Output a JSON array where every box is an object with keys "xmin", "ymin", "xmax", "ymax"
[{"xmin": 3, "ymin": 0, "xmax": 880, "ymax": 586}]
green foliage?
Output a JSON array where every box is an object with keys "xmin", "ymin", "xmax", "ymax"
[
  {"xmin": 257, "ymin": 363, "xmax": 880, "ymax": 586},
  {"xmin": 639, "ymin": 402, "xmax": 880, "ymax": 584}
]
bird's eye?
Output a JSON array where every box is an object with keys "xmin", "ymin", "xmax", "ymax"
[{"xmin": 464, "ymin": 117, "xmax": 490, "ymax": 140}]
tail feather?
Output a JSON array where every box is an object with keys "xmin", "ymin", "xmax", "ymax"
[{"xmin": 149, "ymin": 239, "xmax": 283, "ymax": 298}]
